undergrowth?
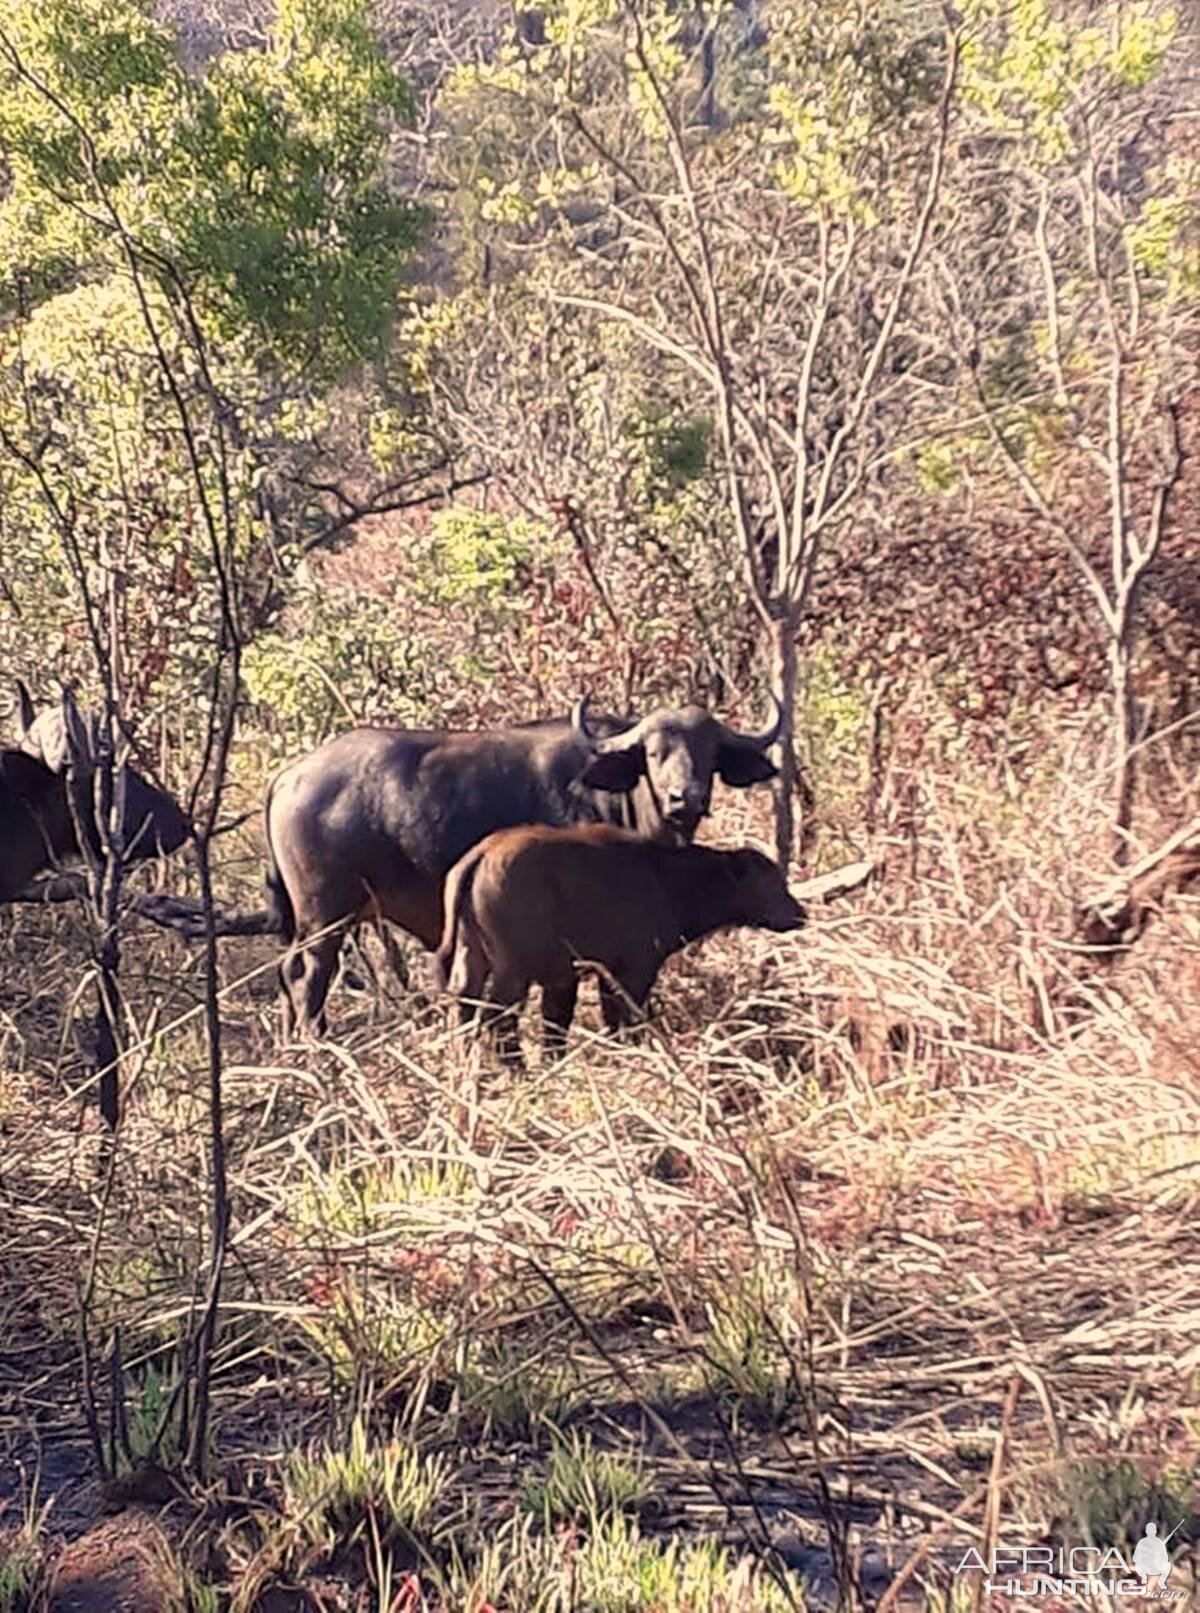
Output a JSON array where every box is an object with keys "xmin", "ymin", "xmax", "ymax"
[{"xmin": 1, "ymin": 716, "xmax": 1197, "ymax": 1609}]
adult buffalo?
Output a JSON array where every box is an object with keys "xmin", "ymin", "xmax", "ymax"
[
  {"xmin": 2, "ymin": 683, "xmax": 190, "ymax": 899},
  {"xmin": 0, "ymin": 749, "xmax": 77, "ymax": 902},
  {"xmin": 264, "ymin": 698, "xmax": 782, "ymax": 1037}
]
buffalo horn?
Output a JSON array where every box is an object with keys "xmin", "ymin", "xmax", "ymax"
[
  {"xmin": 571, "ymin": 696, "xmax": 598, "ymax": 747},
  {"xmin": 718, "ymin": 693, "xmax": 784, "ymax": 751},
  {"xmin": 573, "ymin": 695, "xmax": 646, "ymax": 754},
  {"xmin": 15, "ymin": 679, "xmax": 36, "ymax": 738}
]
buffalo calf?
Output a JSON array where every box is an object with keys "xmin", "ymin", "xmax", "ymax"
[{"xmin": 435, "ymin": 823, "xmax": 805, "ymax": 1066}]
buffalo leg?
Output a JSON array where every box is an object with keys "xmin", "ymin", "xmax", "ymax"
[
  {"xmin": 377, "ymin": 922, "xmax": 411, "ymax": 991},
  {"xmin": 541, "ymin": 979, "xmax": 578, "ymax": 1063},
  {"xmin": 282, "ymin": 929, "xmax": 343, "ymax": 1040},
  {"xmin": 599, "ymin": 972, "xmax": 652, "ymax": 1035},
  {"xmin": 279, "ymin": 944, "xmax": 313, "ymax": 1041},
  {"xmin": 451, "ymin": 940, "xmax": 491, "ymax": 1030},
  {"xmin": 484, "ymin": 971, "xmax": 527, "ymax": 1071},
  {"xmin": 279, "ymin": 953, "xmax": 299, "ymax": 1042}
]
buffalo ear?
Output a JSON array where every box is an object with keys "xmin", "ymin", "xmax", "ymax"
[
  {"xmin": 580, "ymin": 747, "xmax": 645, "ymax": 793},
  {"xmin": 15, "ymin": 679, "xmax": 35, "ymax": 738},
  {"xmin": 120, "ymin": 770, "xmax": 191, "ymax": 859},
  {"xmin": 717, "ymin": 746, "xmax": 777, "ymax": 787}
]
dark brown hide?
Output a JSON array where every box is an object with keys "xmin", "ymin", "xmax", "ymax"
[{"xmin": 434, "ymin": 822, "xmax": 805, "ymax": 1066}]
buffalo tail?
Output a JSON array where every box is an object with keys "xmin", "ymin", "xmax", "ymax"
[
  {"xmin": 263, "ymin": 784, "xmax": 296, "ymax": 942},
  {"xmin": 434, "ymin": 845, "xmax": 485, "ymax": 994}
]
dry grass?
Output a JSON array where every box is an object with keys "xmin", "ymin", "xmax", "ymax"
[{"xmin": 1, "ymin": 731, "xmax": 1198, "ymax": 1609}]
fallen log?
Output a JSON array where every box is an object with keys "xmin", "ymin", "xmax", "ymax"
[
  {"xmin": 7, "ymin": 875, "xmax": 280, "ymax": 939},
  {"xmin": 132, "ymin": 893, "xmax": 281, "ymax": 939},
  {"xmin": 1074, "ymin": 810, "xmax": 1200, "ymax": 957}
]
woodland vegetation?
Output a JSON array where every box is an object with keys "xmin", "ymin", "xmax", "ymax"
[{"xmin": 0, "ymin": 0, "xmax": 1197, "ymax": 1608}]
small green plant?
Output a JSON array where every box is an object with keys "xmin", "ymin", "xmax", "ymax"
[
  {"xmin": 0, "ymin": 1545, "xmax": 37, "ymax": 1613},
  {"xmin": 1055, "ymin": 1457, "xmax": 1194, "ymax": 1551},
  {"xmin": 569, "ymin": 1511, "xmax": 806, "ymax": 1612},
  {"xmin": 0, "ymin": 1480, "xmax": 50, "ymax": 1613},
  {"xmin": 458, "ymin": 1339, "xmax": 583, "ymax": 1441},
  {"xmin": 923, "ymin": 1578, "xmax": 976, "ymax": 1613},
  {"xmin": 153, "ymin": 1542, "xmax": 223, "ymax": 1613},
  {"xmin": 522, "ymin": 1428, "xmax": 647, "ymax": 1527},
  {"xmin": 296, "ymin": 1153, "xmax": 479, "ymax": 1239},
  {"xmin": 297, "ymin": 1278, "xmax": 451, "ymax": 1389},
  {"xmin": 439, "ymin": 1508, "xmax": 809, "ymax": 1611},
  {"xmin": 704, "ymin": 1256, "xmax": 806, "ymax": 1419},
  {"xmin": 283, "ymin": 1415, "xmax": 449, "ymax": 1553},
  {"xmin": 126, "ymin": 1362, "xmax": 175, "ymax": 1467}
]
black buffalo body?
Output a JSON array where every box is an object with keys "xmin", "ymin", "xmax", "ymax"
[
  {"xmin": 265, "ymin": 699, "xmax": 782, "ymax": 1037},
  {"xmin": 0, "ymin": 749, "xmax": 76, "ymax": 901},
  {"xmin": 1, "ymin": 683, "xmax": 189, "ymax": 900}
]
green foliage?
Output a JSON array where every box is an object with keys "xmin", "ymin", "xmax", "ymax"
[
  {"xmin": 961, "ymin": 0, "xmax": 1176, "ymax": 161},
  {"xmin": 296, "ymin": 1153, "xmax": 479, "ymax": 1239},
  {"xmin": 704, "ymin": 1255, "xmax": 806, "ymax": 1417},
  {"xmin": 0, "ymin": 1544, "xmax": 38, "ymax": 1613},
  {"xmin": 0, "ymin": 0, "xmax": 419, "ymax": 374},
  {"xmin": 298, "ymin": 1274, "xmax": 450, "ymax": 1387},
  {"xmin": 629, "ymin": 406, "xmax": 712, "ymax": 492},
  {"xmin": 523, "ymin": 1428, "xmax": 647, "ymax": 1526},
  {"xmin": 797, "ymin": 641, "xmax": 873, "ymax": 818},
  {"xmin": 458, "ymin": 1339, "xmax": 584, "ymax": 1441},
  {"xmin": 1028, "ymin": 1456, "xmax": 1195, "ymax": 1554},
  {"xmin": 422, "ymin": 507, "xmax": 549, "ymax": 608},
  {"xmin": 440, "ymin": 1508, "xmax": 809, "ymax": 1612},
  {"xmin": 0, "ymin": 1481, "xmax": 48, "ymax": 1613},
  {"xmin": 242, "ymin": 579, "xmax": 425, "ymax": 754},
  {"xmin": 284, "ymin": 1416, "xmax": 449, "ymax": 1552},
  {"xmin": 0, "ymin": 0, "xmax": 427, "ymax": 792},
  {"xmin": 754, "ymin": 1, "xmax": 936, "ymax": 221},
  {"xmin": 543, "ymin": 1511, "xmax": 807, "ymax": 1612},
  {"xmin": 1129, "ymin": 155, "xmax": 1200, "ymax": 303}
]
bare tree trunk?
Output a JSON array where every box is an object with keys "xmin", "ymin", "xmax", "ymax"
[
  {"xmin": 93, "ymin": 912, "xmax": 122, "ymax": 1130},
  {"xmin": 698, "ymin": 19, "xmax": 717, "ymax": 128},
  {"xmin": 65, "ymin": 719, "xmax": 124, "ymax": 1130},
  {"xmin": 769, "ymin": 614, "xmax": 799, "ymax": 868},
  {"xmin": 185, "ymin": 835, "xmax": 230, "ymax": 1477},
  {"xmin": 1109, "ymin": 628, "xmax": 1137, "ymax": 866}
]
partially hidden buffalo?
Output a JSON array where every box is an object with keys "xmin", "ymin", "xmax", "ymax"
[
  {"xmin": 0, "ymin": 749, "xmax": 76, "ymax": 902},
  {"xmin": 435, "ymin": 823, "xmax": 806, "ymax": 1066},
  {"xmin": 264, "ymin": 698, "xmax": 783, "ymax": 1037},
  {"xmin": 0, "ymin": 682, "xmax": 190, "ymax": 901}
]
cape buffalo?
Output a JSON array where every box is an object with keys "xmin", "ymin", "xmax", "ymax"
[
  {"xmin": 2, "ymin": 683, "xmax": 190, "ymax": 899},
  {"xmin": 0, "ymin": 749, "xmax": 77, "ymax": 902},
  {"xmin": 435, "ymin": 823, "xmax": 805, "ymax": 1067},
  {"xmin": 264, "ymin": 697, "xmax": 782, "ymax": 1038}
]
